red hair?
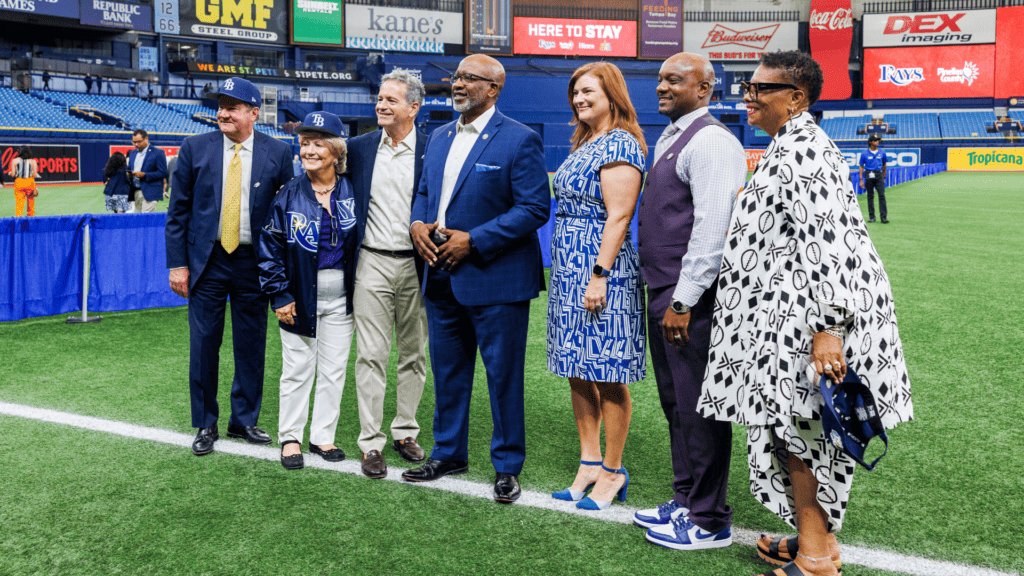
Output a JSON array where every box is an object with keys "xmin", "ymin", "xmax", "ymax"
[{"xmin": 567, "ymin": 62, "xmax": 647, "ymax": 156}]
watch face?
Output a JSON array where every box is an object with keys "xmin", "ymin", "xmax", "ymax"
[{"xmin": 672, "ymin": 301, "xmax": 683, "ymax": 312}]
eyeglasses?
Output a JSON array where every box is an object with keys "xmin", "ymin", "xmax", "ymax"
[
  {"xmin": 448, "ymin": 72, "xmax": 495, "ymax": 85},
  {"xmin": 740, "ymin": 81, "xmax": 799, "ymax": 100}
]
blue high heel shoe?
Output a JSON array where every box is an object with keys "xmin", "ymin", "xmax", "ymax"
[
  {"xmin": 576, "ymin": 464, "xmax": 629, "ymax": 510},
  {"xmin": 551, "ymin": 460, "xmax": 602, "ymax": 502}
]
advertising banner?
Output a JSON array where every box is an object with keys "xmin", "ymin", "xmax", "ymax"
[
  {"xmin": 291, "ymin": 0, "xmax": 342, "ymax": 45},
  {"xmin": 863, "ymin": 9, "xmax": 995, "ymax": 47},
  {"xmin": 810, "ymin": 0, "xmax": 853, "ymax": 100},
  {"xmin": 345, "ymin": 5, "xmax": 462, "ymax": 53},
  {"xmin": 995, "ymin": 7, "xmax": 1024, "ymax": 99},
  {"xmin": 863, "ymin": 44, "xmax": 995, "ymax": 99},
  {"xmin": 744, "ymin": 149, "xmax": 764, "ymax": 172},
  {"xmin": 468, "ymin": 0, "xmax": 511, "ymax": 55},
  {"xmin": 0, "ymin": 0, "xmax": 79, "ymax": 18},
  {"xmin": 513, "ymin": 17, "xmax": 637, "ymax": 57},
  {"xmin": 1, "ymin": 144, "xmax": 80, "ymax": 184},
  {"xmin": 683, "ymin": 21, "xmax": 798, "ymax": 61},
  {"xmin": 948, "ymin": 147, "xmax": 1024, "ymax": 171},
  {"xmin": 178, "ymin": 0, "xmax": 289, "ymax": 44},
  {"xmin": 839, "ymin": 148, "xmax": 921, "ymax": 167},
  {"xmin": 176, "ymin": 60, "xmax": 355, "ymax": 82},
  {"xmin": 639, "ymin": 0, "xmax": 683, "ymax": 59},
  {"xmin": 80, "ymin": 0, "xmax": 151, "ymax": 31},
  {"xmin": 110, "ymin": 145, "xmax": 181, "ymax": 158}
]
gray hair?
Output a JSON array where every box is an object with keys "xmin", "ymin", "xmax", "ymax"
[{"xmin": 380, "ymin": 68, "xmax": 425, "ymax": 106}]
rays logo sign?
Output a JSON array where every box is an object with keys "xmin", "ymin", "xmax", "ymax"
[
  {"xmin": 879, "ymin": 65, "xmax": 924, "ymax": 86},
  {"xmin": 287, "ymin": 212, "xmax": 319, "ymax": 252}
]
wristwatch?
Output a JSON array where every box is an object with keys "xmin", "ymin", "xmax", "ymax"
[
  {"xmin": 592, "ymin": 264, "xmax": 611, "ymax": 277},
  {"xmin": 670, "ymin": 300, "xmax": 691, "ymax": 314}
]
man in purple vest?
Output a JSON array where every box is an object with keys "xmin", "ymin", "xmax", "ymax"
[{"xmin": 634, "ymin": 52, "xmax": 747, "ymax": 551}]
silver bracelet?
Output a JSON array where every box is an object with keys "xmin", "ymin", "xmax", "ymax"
[{"xmin": 823, "ymin": 326, "xmax": 846, "ymax": 340}]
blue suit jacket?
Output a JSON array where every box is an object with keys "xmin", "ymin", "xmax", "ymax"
[
  {"xmin": 165, "ymin": 130, "xmax": 294, "ymax": 289},
  {"xmin": 346, "ymin": 127, "xmax": 428, "ymax": 281},
  {"xmin": 128, "ymin": 146, "xmax": 169, "ymax": 202},
  {"xmin": 411, "ymin": 109, "xmax": 550, "ymax": 306}
]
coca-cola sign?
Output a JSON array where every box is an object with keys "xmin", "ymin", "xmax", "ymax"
[
  {"xmin": 810, "ymin": 0, "xmax": 853, "ymax": 100},
  {"xmin": 863, "ymin": 9, "xmax": 995, "ymax": 47},
  {"xmin": 684, "ymin": 21, "xmax": 797, "ymax": 61},
  {"xmin": 810, "ymin": 8, "xmax": 852, "ymax": 31}
]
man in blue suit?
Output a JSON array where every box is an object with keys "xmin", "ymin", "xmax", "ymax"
[
  {"xmin": 403, "ymin": 55, "xmax": 551, "ymax": 503},
  {"xmin": 347, "ymin": 69, "xmax": 430, "ymax": 480},
  {"xmin": 165, "ymin": 77, "xmax": 295, "ymax": 456},
  {"xmin": 127, "ymin": 129, "xmax": 168, "ymax": 213}
]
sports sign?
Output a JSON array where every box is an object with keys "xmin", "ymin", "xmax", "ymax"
[
  {"xmin": 863, "ymin": 9, "xmax": 995, "ymax": 47},
  {"xmin": 0, "ymin": 0, "xmax": 79, "ymax": 19},
  {"xmin": 1, "ymin": 144, "xmax": 81, "ymax": 184},
  {"xmin": 346, "ymin": 5, "xmax": 462, "ymax": 53},
  {"xmin": 948, "ymin": 147, "xmax": 1024, "ymax": 171},
  {"xmin": 513, "ymin": 17, "xmax": 637, "ymax": 57},
  {"xmin": 683, "ymin": 21, "xmax": 798, "ymax": 61},
  {"xmin": 809, "ymin": 0, "xmax": 853, "ymax": 100},
  {"xmin": 291, "ymin": 0, "xmax": 342, "ymax": 45},
  {"xmin": 864, "ymin": 45, "xmax": 994, "ymax": 99},
  {"xmin": 80, "ymin": 0, "xmax": 152, "ymax": 31},
  {"xmin": 639, "ymin": 0, "xmax": 683, "ymax": 59},
  {"xmin": 178, "ymin": 0, "xmax": 289, "ymax": 44}
]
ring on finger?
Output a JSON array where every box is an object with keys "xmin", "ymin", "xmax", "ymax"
[{"xmin": 824, "ymin": 363, "xmax": 833, "ymax": 371}]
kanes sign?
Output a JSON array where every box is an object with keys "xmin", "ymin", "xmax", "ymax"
[{"xmin": 863, "ymin": 9, "xmax": 995, "ymax": 47}]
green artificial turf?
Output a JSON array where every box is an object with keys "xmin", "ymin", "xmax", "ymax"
[
  {"xmin": 1, "ymin": 171, "xmax": 1022, "ymax": 574},
  {"xmin": 0, "ymin": 184, "xmax": 167, "ymax": 218}
]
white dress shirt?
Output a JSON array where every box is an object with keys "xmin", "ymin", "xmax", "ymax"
[
  {"xmin": 219, "ymin": 131, "xmax": 255, "ymax": 245},
  {"xmin": 437, "ymin": 105, "xmax": 496, "ymax": 229},
  {"xmin": 132, "ymin": 145, "xmax": 148, "ymax": 188},
  {"xmin": 364, "ymin": 130, "xmax": 417, "ymax": 251},
  {"xmin": 652, "ymin": 106, "xmax": 747, "ymax": 307}
]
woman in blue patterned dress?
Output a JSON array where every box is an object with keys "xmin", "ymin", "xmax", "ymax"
[{"xmin": 547, "ymin": 62, "xmax": 648, "ymax": 510}]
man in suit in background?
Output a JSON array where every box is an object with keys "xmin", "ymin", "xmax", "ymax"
[
  {"xmin": 128, "ymin": 129, "xmax": 168, "ymax": 213},
  {"xmin": 165, "ymin": 77, "xmax": 294, "ymax": 456},
  {"xmin": 347, "ymin": 69, "xmax": 429, "ymax": 479},
  {"xmin": 403, "ymin": 55, "xmax": 550, "ymax": 503}
]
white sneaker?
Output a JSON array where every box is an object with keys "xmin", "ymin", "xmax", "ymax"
[
  {"xmin": 633, "ymin": 500, "xmax": 689, "ymax": 528},
  {"xmin": 646, "ymin": 517, "xmax": 732, "ymax": 550}
]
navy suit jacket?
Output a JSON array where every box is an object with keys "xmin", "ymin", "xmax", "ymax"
[
  {"xmin": 128, "ymin": 146, "xmax": 168, "ymax": 202},
  {"xmin": 411, "ymin": 109, "xmax": 550, "ymax": 307},
  {"xmin": 346, "ymin": 127, "xmax": 428, "ymax": 281},
  {"xmin": 165, "ymin": 130, "xmax": 294, "ymax": 289}
]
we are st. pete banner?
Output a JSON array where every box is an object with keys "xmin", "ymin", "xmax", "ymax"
[{"xmin": 948, "ymin": 147, "xmax": 1024, "ymax": 171}]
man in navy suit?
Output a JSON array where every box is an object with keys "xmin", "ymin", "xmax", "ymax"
[
  {"xmin": 403, "ymin": 55, "xmax": 550, "ymax": 503},
  {"xmin": 165, "ymin": 77, "xmax": 294, "ymax": 456},
  {"xmin": 127, "ymin": 129, "xmax": 168, "ymax": 213},
  {"xmin": 347, "ymin": 69, "xmax": 430, "ymax": 479}
]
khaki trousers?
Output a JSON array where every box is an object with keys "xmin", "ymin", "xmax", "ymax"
[
  {"xmin": 353, "ymin": 248, "xmax": 427, "ymax": 454},
  {"xmin": 133, "ymin": 190, "xmax": 157, "ymax": 213}
]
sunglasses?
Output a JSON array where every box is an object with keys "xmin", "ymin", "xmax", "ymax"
[
  {"xmin": 448, "ymin": 72, "xmax": 495, "ymax": 85},
  {"xmin": 740, "ymin": 81, "xmax": 800, "ymax": 99}
]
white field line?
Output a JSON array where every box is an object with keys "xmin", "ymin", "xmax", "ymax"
[{"xmin": 0, "ymin": 400, "xmax": 1017, "ymax": 576}]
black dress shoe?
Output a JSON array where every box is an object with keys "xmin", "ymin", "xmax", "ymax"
[
  {"xmin": 867, "ymin": 217, "xmax": 876, "ymax": 223},
  {"xmin": 310, "ymin": 443, "xmax": 345, "ymax": 462},
  {"xmin": 401, "ymin": 457, "xmax": 468, "ymax": 482},
  {"xmin": 494, "ymin": 473, "xmax": 521, "ymax": 503},
  {"xmin": 192, "ymin": 426, "xmax": 218, "ymax": 456},
  {"xmin": 226, "ymin": 425, "xmax": 272, "ymax": 445},
  {"xmin": 280, "ymin": 440, "xmax": 303, "ymax": 470},
  {"xmin": 881, "ymin": 218, "xmax": 889, "ymax": 224}
]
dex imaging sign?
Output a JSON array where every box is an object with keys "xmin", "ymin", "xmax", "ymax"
[{"xmin": 864, "ymin": 9, "xmax": 995, "ymax": 47}]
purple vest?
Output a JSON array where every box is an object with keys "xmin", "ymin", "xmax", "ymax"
[{"xmin": 637, "ymin": 112, "xmax": 728, "ymax": 290}]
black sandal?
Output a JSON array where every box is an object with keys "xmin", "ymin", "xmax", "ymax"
[
  {"xmin": 757, "ymin": 534, "xmax": 842, "ymax": 572},
  {"xmin": 753, "ymin": 561, "xmax": 841, "ymax": 576},
  {"xmin": 281, "ymin": 440, "xmax": 304, "ymax": 470},
  {"xmin": 310, "ymin": 443, "xmax": 345, "ymax": 462}
]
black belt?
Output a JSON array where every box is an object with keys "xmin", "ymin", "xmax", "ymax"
[{"xmin": 363, "ymin": 246, "xmax": 416, "ymax": 259}]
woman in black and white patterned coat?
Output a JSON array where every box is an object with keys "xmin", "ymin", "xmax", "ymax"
[{"xmin": 696, "ymin": 51, "xmax": 913, "ymax": 576}]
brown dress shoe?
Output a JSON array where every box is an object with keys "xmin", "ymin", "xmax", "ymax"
[
  {"xmin": 361, "ymin": 450, "xmax": 387, "ymax": 479},
  {"xmin": 393, "ymin": 437, "xmax": 426, "ymax": 463}
]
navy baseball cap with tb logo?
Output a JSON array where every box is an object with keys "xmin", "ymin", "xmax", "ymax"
[
  {"xmin": 295, "ymin": 111, "xmax": 344, "ymax": 139},
  {"xmin": 207, "ymin": 77, "xmax": 262, "ymax": 108}
]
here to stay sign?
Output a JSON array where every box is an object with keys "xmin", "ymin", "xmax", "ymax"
[{"xmin": 513, "ymin": 17, "xmax": 637, "ymax": 57}]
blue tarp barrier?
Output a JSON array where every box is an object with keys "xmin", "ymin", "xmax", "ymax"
[
  {"xmin": 87, "ymin": 213, "xmax": 187, "ymax": 312},
  {"xmin": 0, "ymin": 215, "xmax": 86, "ymax": 322},
  {"xmin": 851, "ymin": 162, "xmax": 946, "ymax": 195}
]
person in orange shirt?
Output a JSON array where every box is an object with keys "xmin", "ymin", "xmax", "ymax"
[{"xmin": 9, "ymin": 146, "xmax": 39, "ymax": 217}]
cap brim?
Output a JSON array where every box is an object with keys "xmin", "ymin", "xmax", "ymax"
[
  {"xmin": 207, "ymin": 92, "xmax": 260, "ymax": 107},
  {"xmin": 295, "ymin": 126, "xmax": 339, "ymax": 138}
]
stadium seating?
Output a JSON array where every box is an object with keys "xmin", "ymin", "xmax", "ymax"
[
  {"xmin": 938, "ymin": 111, "xmax": 1001, "ymax": 140},
  {"xmin": 0, "ymin": 87, "xmax": 112, "ymax": 133},
  {"xmin": 819, "ymin": 114, "xmax": 874, "ymax": 141},
  {"xmin": 36, "ymin": 91, "xmax": 213, "ymax": 135},
  {"xmin": 1009, "ymin": 110, "xmax": 1024, "ymax": 124},
  {"xmin": 882, "ymin": 113, "xmax": 941, "ymax": 140}
]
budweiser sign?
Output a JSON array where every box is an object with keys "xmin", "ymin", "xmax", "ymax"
[
  {"xmin": 810, "ymin": 8, "xmax": 853, "ymax": 31},
  {"xmin": 701, "ymin": 24, "xmax": 779, "ymax": 50}
]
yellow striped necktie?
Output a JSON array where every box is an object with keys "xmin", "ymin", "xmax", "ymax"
[{"xmin": 221, "ymin": 143, "xmax": 242, "ymax": 253}]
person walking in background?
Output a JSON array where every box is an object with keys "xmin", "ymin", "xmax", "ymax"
[
  {"xmin": 403, "ymin": 55, "xmax": 550, "ymax": 504},
  {"xmin": 102, "ymin": 151, "xmax": 131, "ymax": 213},
  {"xmin": 546, "ymin": 62, "xmax": 646, "ymax": 511},
  {"xmin": 9, "ymin": 145, "xmax": 39, "ymax": 217},
  {"xmin": 634, "ymin": 52, "xmax": 746, "ymax": 551},
  {"xmin": 860, "ymin": 135, "xmax": 888, "ymax": 223},
  {"xmin": 129, "ymin": 78, "xmax": 138, "ymax": 97},
  {"xmin": 347, "ymin": 69, "xmax": 429, "ymax": 479},
  {"xmin": 84, "ymin": 73, "xmax": 93, "ymax": 94},
  {"xmin": 165, "ymin": 77, "xmax": 295, "ymax": 456},
  {"xmin": 107, "ymin": 78, "xmax": 114, "ymax": 95},
  {"xmin": 698, "ymin": 51, "xmax": 912, "ymax": 576},
  {"xmin": 259, "ymin": 112, "xmax": 363, "ymax": 471},
  {"xmin": 96, "ymin": 76, "xmax": 103, "ymax": 95},
  {"xmin": 42, "ymin": 70, "xmax": 50, "ymax": 90},
  {"xmin": 128, "ymin": 129, "xmax": 168, "ymax": 213},
  {"xmin": 187, "ymin": 73, "xmax": 197, "ymax": 98}
]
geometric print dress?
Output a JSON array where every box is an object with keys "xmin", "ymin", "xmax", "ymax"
[
  {"xmin": 696, "ymin": 112, "xmax": 913, "ymax": 532},
  {"xmin": 547, "ymin": 129, "xmax": 647, "ymax": 384}
]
